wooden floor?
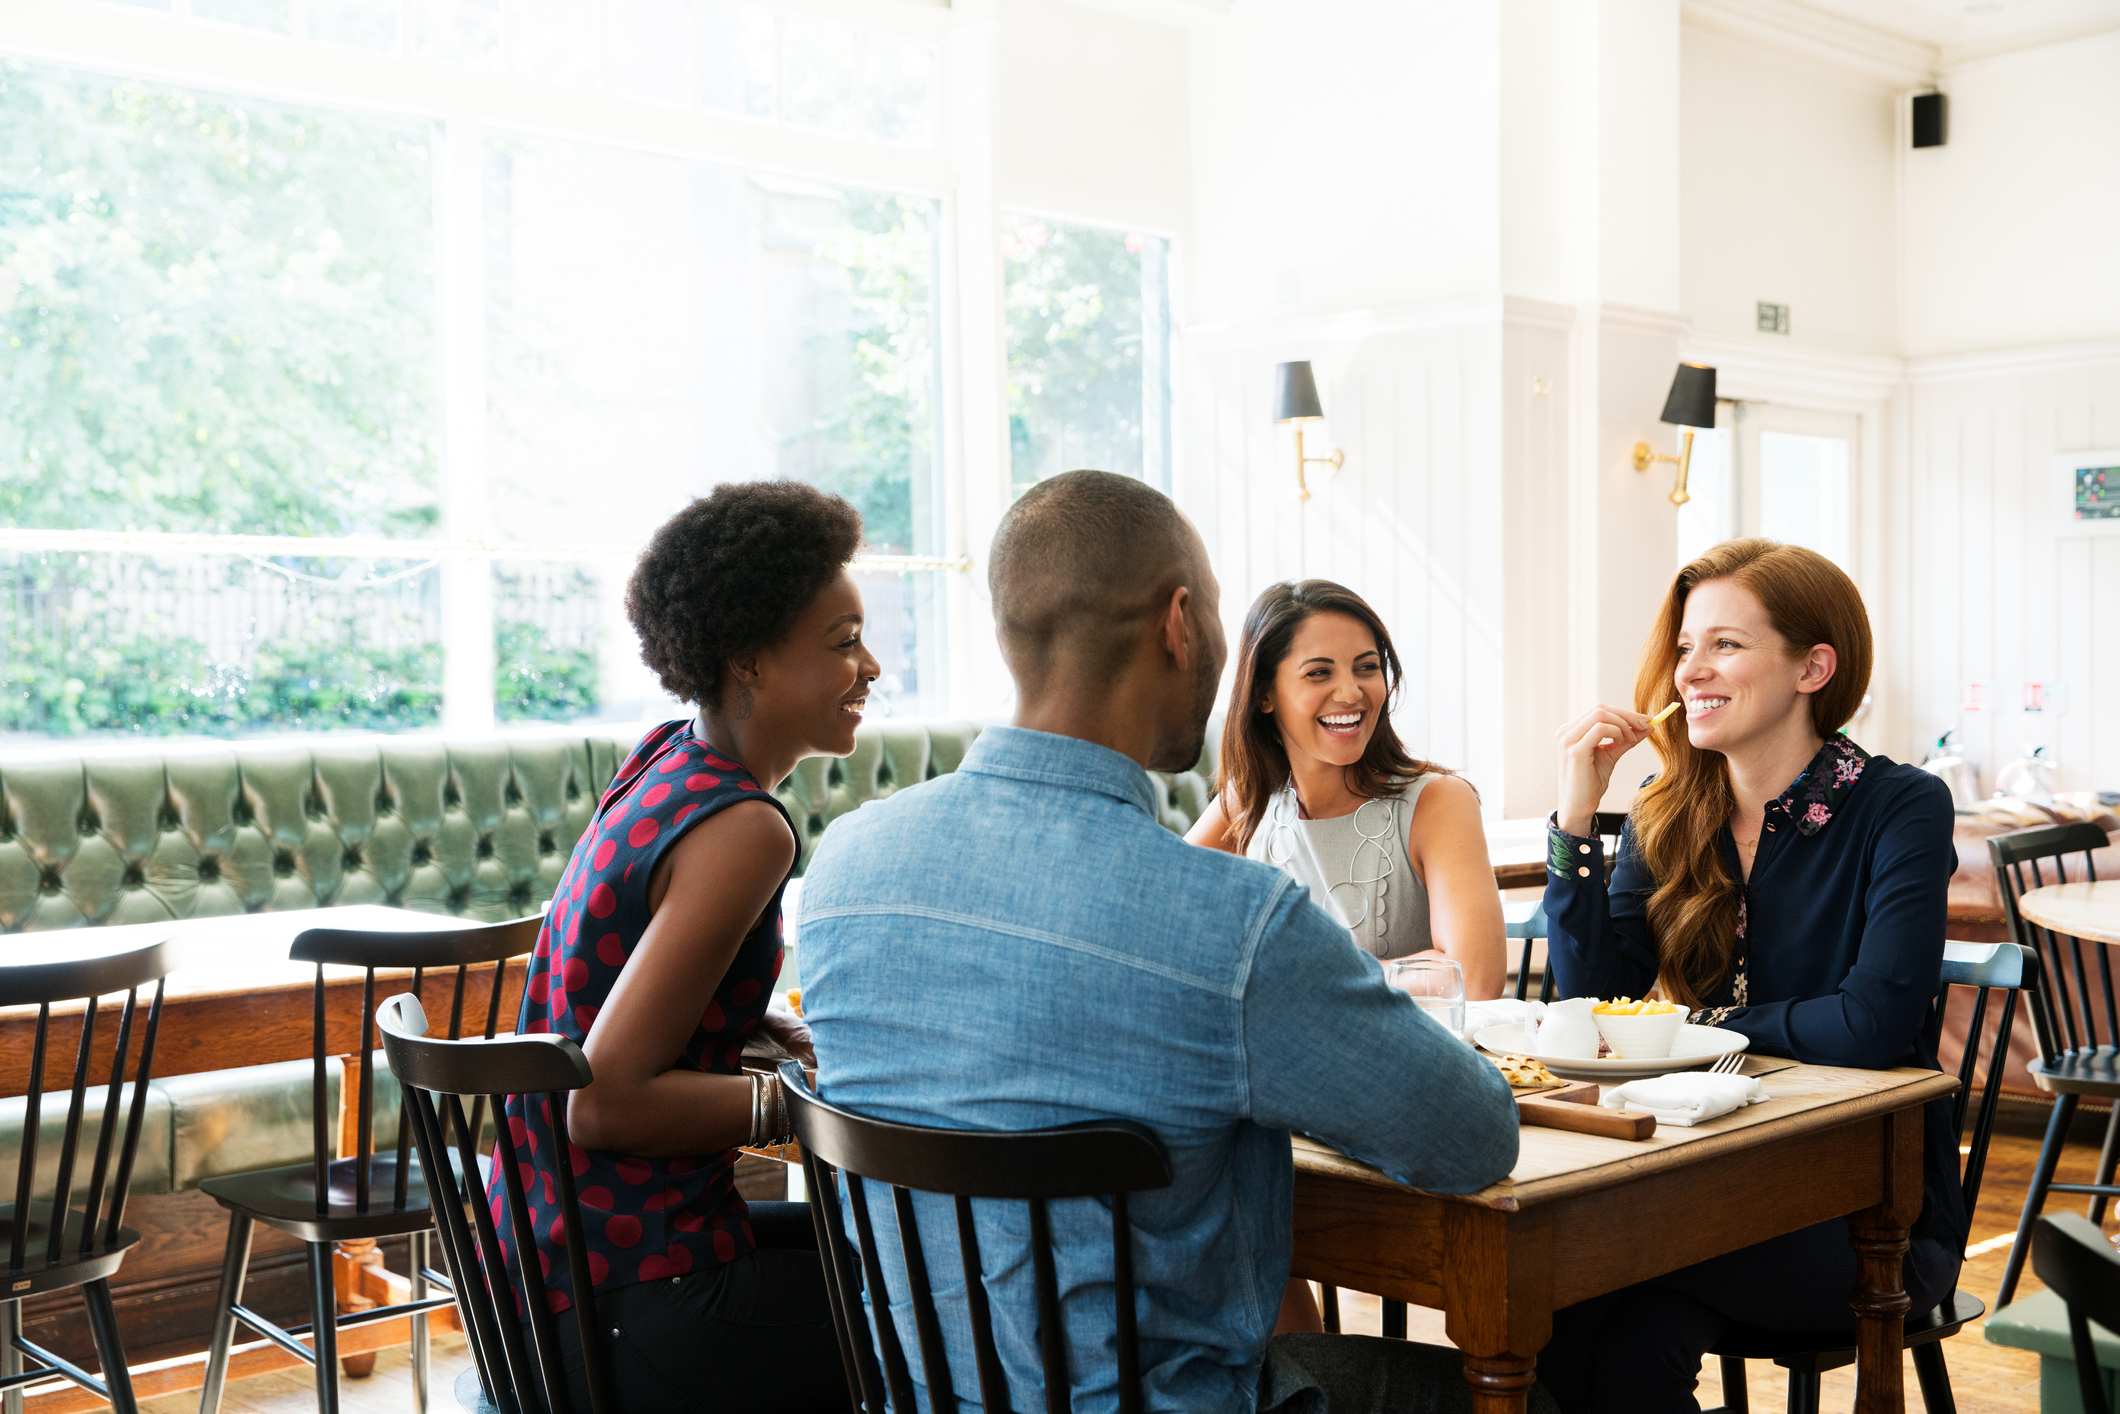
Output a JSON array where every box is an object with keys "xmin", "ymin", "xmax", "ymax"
[{"xmin": 161, "ymin": 1100, "xmax": 2104, "ymax": 1413}]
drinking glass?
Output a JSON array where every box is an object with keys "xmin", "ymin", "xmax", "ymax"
[{"xmin": 1388, "ymin": 956, "xmax": 1467, "ymax": 1039}]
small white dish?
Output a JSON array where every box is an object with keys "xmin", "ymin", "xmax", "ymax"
[
  {"xmin": 1473, "ymin": 1022, "xmax": 1750, "ymax": 1081},
  {"xmin": 1592, "ymin": 1005, "xmax": 1686, "ymax": 1059}
]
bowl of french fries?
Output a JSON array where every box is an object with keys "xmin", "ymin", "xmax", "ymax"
[{"xmin": 1591, "ymin": 996, "xmax": 1684, "ymax": 1058}]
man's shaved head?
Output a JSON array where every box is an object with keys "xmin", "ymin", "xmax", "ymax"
[
  {"xmin": 988, "ymin": 470, "xmax": 1223, "ymax": 770},
  {"xmin": 989, "ymin": 470, "xmax": 1204, "ymax": 687}
]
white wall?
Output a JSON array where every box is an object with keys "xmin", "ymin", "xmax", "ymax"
[
  {"xmin": 993, "ymin": 0, "xmax": 1192, "ymax": 237},
  {"xmin": 1902, "ymin": 30, "xmax": 2120, "ymax": 355},
  {"xmin": 1679, "ymin": 22, "xmax": 1899, "ymax": 355},
  {"xmin": 1894, "ymin": 353, "xmax": 2120, "ymax": 791},
  {"xmin": 1179, "ymin": 317, "xmax": 1510, "ymax": 805},
  {"xmin": 1186, "ymin": 0, "xmax": 1501, "ymax": 326},
  {"xmin": 1594, "ymin": 0, "xmax": 1682, "ymax": 312}
]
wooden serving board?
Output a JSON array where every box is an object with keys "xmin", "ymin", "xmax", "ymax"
[{"xmin": 1516, "ymin": 1080, "xmax": 1657, "ymax": 1141}]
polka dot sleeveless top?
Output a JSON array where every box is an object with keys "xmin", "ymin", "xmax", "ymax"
[{"xmin": 490, "ymin": 720, "xmax": 793, "ymax": 1312}]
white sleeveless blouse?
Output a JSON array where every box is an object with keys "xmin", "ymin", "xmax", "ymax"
[{"xmin": 1244, "ymin": 775, "xmax": 1436, "ymax": 960}]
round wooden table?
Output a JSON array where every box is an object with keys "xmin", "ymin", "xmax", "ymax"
[{"xmin": 2017, "ymin": 880, "xmax": 2120, "ymax": 946}]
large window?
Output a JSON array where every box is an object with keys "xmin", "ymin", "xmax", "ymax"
[
  {"xmin": 481, "ymin": 137, "xmax": 944, "ymax": 723},
  {"xmin": 2, "ymin": 4, "xmax": 1180, "ymax": 743},
  {"xmin": 0, "ymin": 58, "xmax": 448, "ymax": 737},
  {"xmin": 0, "ymin": 1, "xmax": 952, "ymax": 742},
  {"xmin": 1003, "ymin": 213, "xmax": 1172, "ymax": 496}
]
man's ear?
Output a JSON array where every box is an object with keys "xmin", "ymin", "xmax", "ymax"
[{"xmin": 1162, "ymin": 585, "xmax": 1194, "ymax": 669}]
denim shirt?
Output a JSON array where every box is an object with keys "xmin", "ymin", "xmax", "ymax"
[
  {"xmin": 1545, "ymin": 740, "xmax": 1968, "ymax": 1257},
  {"xmin": 800, "ymin": 727, "xmax": 1519, "ymax": 1413}
]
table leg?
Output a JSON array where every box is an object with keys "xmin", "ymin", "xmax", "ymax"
[
  {"xmin": 1851, "ymin": 1106, "xmax": 1922, "ymax": 1414},
  {"xmin": 1461, "ymin": 1352, "xmax": 1538, "ymax": 1413},
  {"xmin": 1848, "ymin": 1214, "xmax": 1909, "ymax": 1414},
  {"xmin": 1443, "ymin": 1207, "xmax": 1551, "ymax": 1414}
]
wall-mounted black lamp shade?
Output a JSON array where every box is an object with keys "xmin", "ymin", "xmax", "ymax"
[
  {"xmin": 1275, "ymin": 361, "xmax": 1325, "ymax": 423},
  {"xmin": 1659, "ymin": 363, "xmax": 1718, "ymax": 428}
]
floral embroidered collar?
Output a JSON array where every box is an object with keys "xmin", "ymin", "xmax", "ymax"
[{"xmin": 1772, "ymin": 735, "xmax": 1871, "ymax": 837}]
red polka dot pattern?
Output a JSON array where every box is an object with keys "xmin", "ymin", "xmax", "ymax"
[{"xmin": 489, "ymin": 720, "xmax": 789, "ymax": 1305}]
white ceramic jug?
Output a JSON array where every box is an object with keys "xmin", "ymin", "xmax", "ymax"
[{"xmin": 1535, "ymin": 997, "xmax": 1601, "ymax": 1059}]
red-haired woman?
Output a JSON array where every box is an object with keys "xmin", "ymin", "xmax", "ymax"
[{"xmin": 1539, "ymin": 539, "xmax": 1962, "ymax": 1412}]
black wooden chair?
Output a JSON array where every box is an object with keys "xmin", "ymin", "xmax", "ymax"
[
  {"xmin": 1991, "ymin": 822, "xmax": 2116, "ymax": 1308},
  {"xmin": 0, "ymin": 938, "xmax": 173, "ymax": 1414},
  {"xmin": 1508, "ymin": 810, "xmax": 1627, "ymax": 1003},
  {"xmin": 775, "ymin": 1060, "xmax": 1173, "ymax": 1412},
  {"xmin": 1709, "ymin": 940, "xmax": 2035, "ymax": 1414},
  {"xmin": 378, "ymin": 992, "xmax": 613, "ymax": 1414},
  {"xmin": 198, "ymin": 915, "xmax": 540, "ymax": 1414},
  {"xmin": 2033, "ymin": 1212, "xmax": 2120, "ymax": 1414}
]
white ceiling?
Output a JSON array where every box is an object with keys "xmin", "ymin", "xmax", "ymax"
[{"xmin": 1793, "ymin": 0, "xmax": 2120, "ymax": 63}]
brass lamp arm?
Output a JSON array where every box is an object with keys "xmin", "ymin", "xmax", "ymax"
[
  {"xmin": 1631, "ymin": 427, "xmax": 1696, "ymax": 507},
  {"xmin": 1293, "ymin": 424, "xmax": 1345, "ymax": 502}
]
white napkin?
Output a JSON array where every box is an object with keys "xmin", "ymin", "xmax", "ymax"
[
  {"xmin": 1599, "ymin": 1072, "xmax": 1766, "ymax": 1127},
  {"xmin": 1464, "ymin": 998, "xmax": 1545, "ymax": 1035}
]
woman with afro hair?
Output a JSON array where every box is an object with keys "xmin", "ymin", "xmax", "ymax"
[{"xmin": 490, "ymin": 480, "xmax": 875, "ymax": 1411}]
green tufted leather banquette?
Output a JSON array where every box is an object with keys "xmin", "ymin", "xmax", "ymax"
[{"xmin": 0, "ymin": 721, "xmax": 1215, "ymax": 1192}]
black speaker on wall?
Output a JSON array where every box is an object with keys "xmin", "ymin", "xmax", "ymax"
[{"xmin": 1912, "ymin": 92, "xmax": 1947, "ymax": 148}]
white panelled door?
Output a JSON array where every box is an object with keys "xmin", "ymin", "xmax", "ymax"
[{"xmin": 1676, "ymin": 404, "xmax": 1859, "ymax": 569}]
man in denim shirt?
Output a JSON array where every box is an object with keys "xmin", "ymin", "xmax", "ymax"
[{"xmin": 800, "ymin": 471, "xmax": 1522, "ymax": 1412}]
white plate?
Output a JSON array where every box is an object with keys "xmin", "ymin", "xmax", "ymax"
[{"xmin": 1473, "ymin": 1022, "xmax": 1750, "ymax": 1080}]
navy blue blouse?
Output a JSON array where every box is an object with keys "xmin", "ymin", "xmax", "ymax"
[{"xmin": 1545, "ymin": 737, "xmax": 1968, "ymax": 1255}]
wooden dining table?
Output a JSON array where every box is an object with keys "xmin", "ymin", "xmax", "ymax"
[
  {"xmin": 1290, "ymin": 1060, "xmax": 1955, "ymax": 1413},
  {"xmin": 2015, "ymin": 879, "xmax": 2120, "ymax": 946}
]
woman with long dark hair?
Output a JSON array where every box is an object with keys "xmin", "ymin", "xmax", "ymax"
[
  {"xmin": 1188, "ymin": 578, "xmax": 1505, "ymax": 992},
  {"xmin": 488, "ymin": 481, "xmax": 875, "ymax": 1411},
  {"xmin": 1538, "ymin": 538, "xmax": 1962, "ymax": 1412},
  {"xmin": 1189, "ymin": 579, "xmax": 1508, "ymax": 1335}
]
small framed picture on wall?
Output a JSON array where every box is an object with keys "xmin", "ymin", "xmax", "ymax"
[{"xmin": 2058, "ymin": 448, "xmax": 2120, "ymax": 534}]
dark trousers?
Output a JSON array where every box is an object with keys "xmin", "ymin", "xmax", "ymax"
[
  {"xmin": 1536, "ymin": 1217, "xmax": 1961, "ymax": 1414},
  {"xmin": 553, "ymin": 1201, "xmax": 850, "ymax": 1413}
]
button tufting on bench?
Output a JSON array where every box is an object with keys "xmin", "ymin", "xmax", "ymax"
[
  {"xmin": 412, "ymin": 841, "xmax": 433, "ymax": 865},
  {"xmin": 198, "ymin": 858, "xmax": 220, "ymax": 881},
  {"xmin": 40, "ymin": 868, "xmax": 62, "ymax": 894},
  {"xmin": 538, "ymin": 830, "xmax": 557, "ymax": 854},
  {"xmin": 477, "ymin": 836, "xmax": 494, "ymax": 859},
  {"xmin": 343, "ymin": 847, "xmax": 362, "ymax": 868},
  {"xmin": 79, "ymin": 809, "xmax": 100, "ymax": 834},
  {"xmin": 273, "ymin": 849, "xmax": 295, "ymax": 877}
]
